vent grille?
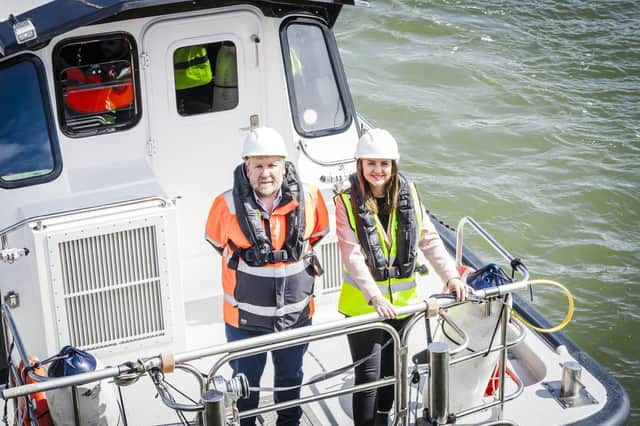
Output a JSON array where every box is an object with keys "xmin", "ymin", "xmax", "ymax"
[
  {"xmin": 317, "ymin": 240, "xmax": 342, "ymax": 294},
  {"xmin": 58, "ymin": 226, "xmax": 165, "ymax": 349}
]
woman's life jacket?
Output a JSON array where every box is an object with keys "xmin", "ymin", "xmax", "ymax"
[
  {"xmin": 336, "ymin": 173, "xmax": 422, "ymax": 316},
  {"xmin": 206, "ymin": 161, "xmax": 329, "ymax": 331}
]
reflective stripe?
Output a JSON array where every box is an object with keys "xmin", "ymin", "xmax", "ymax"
[
  {"xmin": 205, "ymin": 234, "xmax": 222, "ymax": 249},
  {"xmin": 379, "ymin": 279, "xmax": 417, "ymax": 295},
  {"xmin": 223, "ymin": 190, "xmax": 235, "ymax": 214},
  {"xmin": 410, "ymin": 183, "xmax": 423, "ymax": 230},
  {"xmin": 225, "ymin": 293, "xmax": 311, "ymax": 317},
  {"xmin": 311, "ymin": 228, "xmax": 329, "ymax": 238},
  {"xmin": 237, "ymin": 259, "xmax": 307, "ymax": 277},
  {"xmin": 338, "ymin": 193, "xmax": 356, "ymax": 231},
  {"xmin": 222, "ymin": 247, "xmax": 233, "ymax": 262},
  {"xmin": 174, "ymin": 54, "xmax": 209, "ymax": 70},
  {"xmin": 342, "ymin": 273, "xmax": 416, "ymax": 295}
]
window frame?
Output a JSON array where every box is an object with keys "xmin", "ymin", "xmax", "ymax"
[
  {"xmin": 0, "ymin": 54, "xmax": 62, "ymax": 189},
  {"xmin": 52, "ymin": 32, "xmax": 142, "ymax": 138},
  {"xmin": 280, "ymin": 17, "xmax": 355, "ymax": 138}
]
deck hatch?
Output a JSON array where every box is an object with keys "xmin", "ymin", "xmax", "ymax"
[{"xmin": 48, "ymin": 216, "xmax": 172, "ymax": 352}]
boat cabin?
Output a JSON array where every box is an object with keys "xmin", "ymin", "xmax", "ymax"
[{"xmin": 0, "ymin": 0, "xmax": 362, "ymax": 358}]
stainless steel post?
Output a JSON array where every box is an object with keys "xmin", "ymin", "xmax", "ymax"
[
  {"xmin": 202, "ymin": 389, "xmax": 225, "ymax": 426},
  {"xmin": 498, "ymin": 294, "xmax": 510, "ymax": 419},
  {"xmin": 560, "ymin": 361, "xmax": 582, "ymax": 398},
  {"xmin": 428, "ymin": 341, "xmax": 450, "ymax": 425}
]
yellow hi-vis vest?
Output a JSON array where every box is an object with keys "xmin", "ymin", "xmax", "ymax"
[
  {"xmin": 174, "ymin": 46, "xmax": 213, "ymax": 90},
  {"xmin": 336, "ymin": 185, "xmax": 423, "ymax": 317}
]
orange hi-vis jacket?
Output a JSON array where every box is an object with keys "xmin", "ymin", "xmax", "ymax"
[{"xmin": 205, "ymin": 180, "xmax": 329, "ymax": 332}]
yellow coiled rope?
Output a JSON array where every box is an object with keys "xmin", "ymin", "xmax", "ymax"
[{"xmin": 509, "ymin": 279, "xmax": 574, "ymax": 333}]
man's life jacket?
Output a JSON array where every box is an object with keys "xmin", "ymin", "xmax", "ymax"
[
  {"xmin": 206, "ymin": 161, "xmax": 329, "ymax": 331},
  {"xmin": 337, "ymin": 173, "xmax": 422, "ymax": 317},
  {"xmin": 174, "ymin": 46, "xmax": 213, "ymax": 90},
  {"xmin": 230, "ymin": 161, "xmax": 306, "ymax": 267}
]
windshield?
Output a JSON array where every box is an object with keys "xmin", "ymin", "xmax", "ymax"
[
  {"xmin": 0, "ymin": 56, "xmax": 60, "ymax": 188},
  {"xmin": 283, "ymin": 20, "xmax": 350, "ymax": 137}
]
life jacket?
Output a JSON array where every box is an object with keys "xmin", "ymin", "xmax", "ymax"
[
  {"xmin": 229, "ymin": 161, "xmax": 305, "ymax": 267},
  {"xmin": 64, "ymin": 67, "xmax": 133, "ymax": 114},
  {"xmin": 174, "ymin": 45, "xmax": 213, "ymax": 90},
  {"xmin": 205, "ymin": 163, "xmax": 329, "ymax": 331},
  {"xmin": 337, "ymin": 173, "xmax": 422, "ymax": 317}
]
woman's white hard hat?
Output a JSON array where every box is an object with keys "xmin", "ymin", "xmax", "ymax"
[
  {"xmin": 241, "ymin": 127, "xmax": 288, "ymax": 159},
  {"xmin": 354, "ymin": 128, "xmax": 400, "ymax": 161}
]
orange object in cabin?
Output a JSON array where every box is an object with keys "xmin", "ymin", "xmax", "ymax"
[{"xmin": 64, "ymin": 66, "xmax": 134, "ymax": 114}]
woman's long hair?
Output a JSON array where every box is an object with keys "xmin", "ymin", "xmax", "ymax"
[{"xmin": 355, "ymin": 159, "xmax": 400, "ymax": 216}]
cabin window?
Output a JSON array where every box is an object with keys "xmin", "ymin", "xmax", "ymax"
[
  {"xmin": 53, "ymin": 34, "xmax": 141, "ymax": 137},
  {"xmin": 173, "ymin": 41, "xmax": 238, "ymax": 116},
  {"xmin": 282, "ymin": 20, "xmax": 351, "ymax": 137},
  {"xmin": 0, "ymin": 56, "xmax": 61, "ymax": 188}
]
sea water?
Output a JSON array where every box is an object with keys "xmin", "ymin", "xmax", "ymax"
[{"xmin": 336, "ymin": 1, "xmax": 639, "ymax": 420}]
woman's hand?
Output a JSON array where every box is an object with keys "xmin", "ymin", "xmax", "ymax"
[
  {"xmin": 370, "ymin": 295, "xmax": 397, "ymax": 319},
  {"xmin": 445, "ymin": 277, "xmax": 472, "ymax": 301}
]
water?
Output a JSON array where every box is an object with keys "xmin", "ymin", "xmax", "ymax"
[{"xmin": 336, "ymin": 0, "xmax": 639, "ymax": 421}]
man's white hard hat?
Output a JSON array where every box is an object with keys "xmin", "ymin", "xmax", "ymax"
[
  {"xmin": 354, "ymin": 128, "xmax": 400, "ymax": 161},
  {"xmin": 241, "ymin": 127, "xmax": 288, "ymax": 159}
]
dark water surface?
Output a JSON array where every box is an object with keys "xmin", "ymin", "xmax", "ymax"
[{"xmin": 336, "ymin": 0, "xmax": 639, "ymax": 421}]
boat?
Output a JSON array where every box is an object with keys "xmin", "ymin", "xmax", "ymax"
[{"xmin": 0, "ymin": 1, "xmax": 630, "ymax": 425}]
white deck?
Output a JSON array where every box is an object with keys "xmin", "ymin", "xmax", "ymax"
[{"xmin": 94, "ymin": 274, "xmax": 607, "ymax": 426}]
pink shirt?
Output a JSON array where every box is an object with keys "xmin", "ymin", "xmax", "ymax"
[{"xmin": 335, "ymin": 196, "xmax": 460, "ymax": 304}]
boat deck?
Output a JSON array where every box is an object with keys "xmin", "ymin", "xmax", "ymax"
[
  {"xmin": 105, "ymin": 273, "xmax": 607, "ymax": 425},
  {"xmin": 0, "ymin": 273, "xmax": 608, "ymax": 425}
]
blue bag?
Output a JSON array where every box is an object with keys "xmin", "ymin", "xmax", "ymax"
[
  {"xmin": 48, "ymin": 345, "xmax": 97, "ymax": 377},
  {"xmin": 465, "ymin": 263, "xmax": 512, "ymax": 290}
]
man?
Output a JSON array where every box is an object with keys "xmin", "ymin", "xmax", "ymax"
[{"xmin": 205, "ymin": 127, "xmax": 329, "ymax": 425}]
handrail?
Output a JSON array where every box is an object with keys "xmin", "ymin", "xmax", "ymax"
[
  {"xmin": 1, "ymin": 294, "xmax": 530, "ymax": 424},
  {"xmin": 0, "ymin": 196, "xmax": 172, "ymax": 237},
  {"xmin": 208, "ymin": 321, "xmax": 402, "ymax": 421},
  {"xmin": 449, "ymin": 317, "xmax": 527, "ymax": 366},
  {"xmin": 0, "ymin": 301, "xmax": 443, "ymax": 400},
  {"xmin": 1, "ymin": 303, "xmax": 48, "ymax": 382},
  {"xmin": 455, "ymin": 216, "xmax": 530, "ymax": 298},
  {"xmin": 399, "ymin": 304, "xmax": 527, "ymax": 425},
  {"xmin": 455, "ymin": 364, "xmax": 525, "ymax": 420},
  {"xmin": 296, "ymin": 139, "xmax": 355, "ymax": 166}
]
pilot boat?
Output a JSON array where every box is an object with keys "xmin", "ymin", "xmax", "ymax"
[{"xmin": 0, "ymin": 1, "xmax": 630, "ymax": 425}]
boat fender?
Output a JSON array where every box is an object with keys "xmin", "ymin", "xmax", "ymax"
[
  {"xmin": 46, "ymin": 346, "xmax": 124, "ymax": 426},
  {"xmin": 18, "ymin": 355, "xmax": 53, "ymax": 426}
]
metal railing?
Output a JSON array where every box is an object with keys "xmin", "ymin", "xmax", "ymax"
[
  {"xmin": 0, "ymin": 216, "xmax": 531, "ymax": 425},
  {"xmin": 1, "ymin": 298, "xmax": 528, "ymax": 425}
]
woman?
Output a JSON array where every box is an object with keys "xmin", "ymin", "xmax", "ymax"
[{"xmin": 335, "ymin": 128, "xmax": 468, "ymax": 426}]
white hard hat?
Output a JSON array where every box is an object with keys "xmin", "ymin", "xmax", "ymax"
[
  {"xmin": 354, "ymin": 128, "xmax": 400, "ymax": 161},
  {"xmin": 241, "ymin": 127, "xmax": 288, "ymax": 159}
]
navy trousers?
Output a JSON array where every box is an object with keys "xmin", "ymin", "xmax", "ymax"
[{"xmin": 225, "ymin": 322, "xmax": 310, "ymax": 426}]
